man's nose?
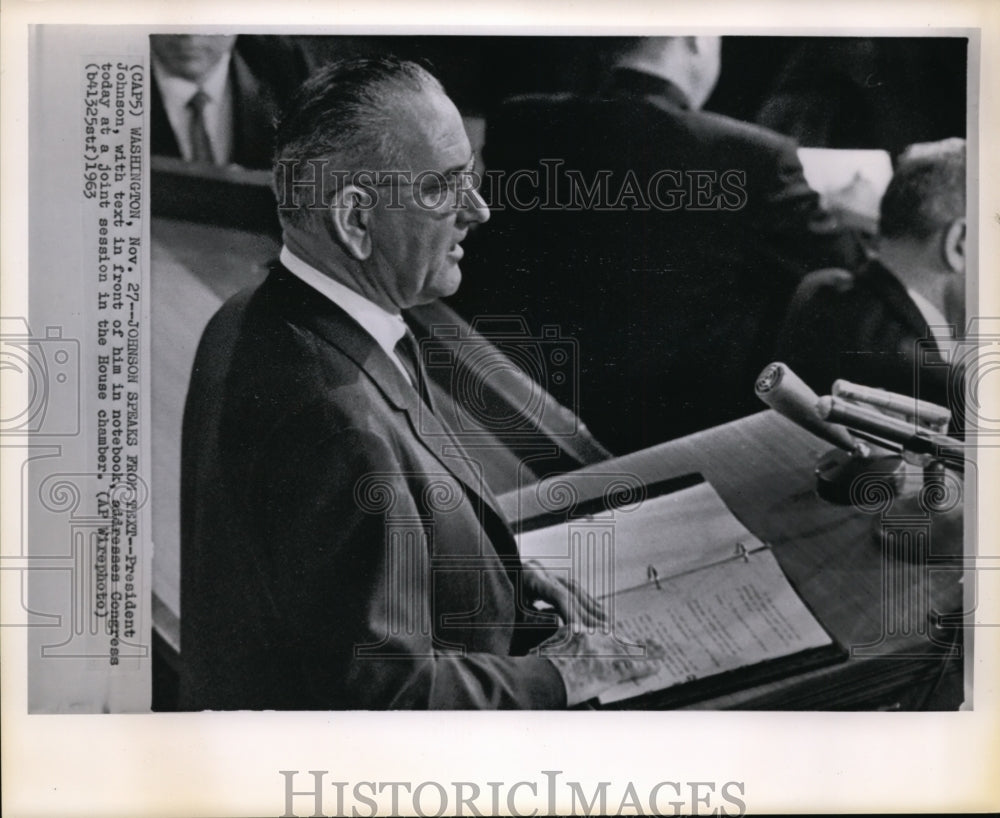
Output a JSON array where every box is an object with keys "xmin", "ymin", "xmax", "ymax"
[{"xmin": 457, "ymin": 185, "xmax": 490, "ymax": 225}]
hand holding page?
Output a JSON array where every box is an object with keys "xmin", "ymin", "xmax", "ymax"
[
  {"xmin": 521, "ymin": 559, "xmax": 609, "ymax": 630},
  {"xmin": 536, "ymin": 630, "xmax": 663, "ymax": 707},
  {"xmin": 517, "ymin": 476, "xmax": 844, "ymax": 707}
]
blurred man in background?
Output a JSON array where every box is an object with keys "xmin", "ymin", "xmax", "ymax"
[
  {"xmin": 775, "ymin": 138, "xmax": 965, "ymax": 413},
  {"xmin": 150, "ymin": 34, "xmax": 309, "ymax": 168},
  {"xmin": 456, "ymin": 36, "xmax": 861, "ymax": 454}
]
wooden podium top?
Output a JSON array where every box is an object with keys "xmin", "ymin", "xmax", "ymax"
[{"xmin": 499, "ymin": 409, "xmax": 966, "ymax": 709}]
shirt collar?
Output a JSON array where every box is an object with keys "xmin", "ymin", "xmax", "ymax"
[
  {"xmin": 279, "ymin": 246, "xmax": 409, "ymax": 360},
  {"xmin": 151, "ymin": 49, "xmax": 233, "ymax": 109},
  {"xmin": 906, "ymin": 286, "xmax": 955, "ymax": 355}
]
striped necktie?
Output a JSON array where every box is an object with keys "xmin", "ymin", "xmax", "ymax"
[
  {"xmin": 187, "ymin": 88, "xmax": 215, "ymax": 164},
  {"xmin": 394, "ymin": 328, "xmax": 439, "ymax": 416}
]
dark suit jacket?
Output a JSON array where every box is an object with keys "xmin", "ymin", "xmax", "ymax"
[
  {"xmin": 179, "ymin": 264, "xmax": 568, "ymax": 709},
  {"xmin": 407, "ymin": 303, "xmax": 611, "ymax": 494},
  {"xmin": 774, "ymin": 258, "xmax": 956, "ymax": 414},
  {"xmin": 151, "ymin": 36, "xmax": 310, "ymax": 169},
  {"xmin": 454, "ymin": 68, "xmax": 861, "ymax": 454}
]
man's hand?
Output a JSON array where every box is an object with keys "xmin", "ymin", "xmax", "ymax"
[
  {"xmin": 535, "ymin": 628, "xmax": 663, "ymax": 707},
  {"xmin": 521, "ymin": 559, "xmax": 608, "ymax": 630}
]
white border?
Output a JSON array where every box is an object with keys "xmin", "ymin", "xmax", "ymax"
[{"xmin": 3, "ymin": 1, "xmax": 999, "ymax": 815}]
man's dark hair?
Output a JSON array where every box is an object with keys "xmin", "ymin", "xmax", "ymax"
[
  {"xmin": 272, "ymin": 56, "xmax": 444, "ymax": 227},
  {"xmin": 879, "ymin": 138, "xmax": 966, "ymax": 241}
]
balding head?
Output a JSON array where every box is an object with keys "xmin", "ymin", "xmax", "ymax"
[
  {"xmin": 273, "ymin": 57, "xmax": 445, "ymax": 228},
  {"xmin": 272, "ymin": 57, "xmax": 489, "ymax": 313},
  {"xmin": 880, "ymin": 138, "xmax": 966, "ymax": 243},
  {"xmin": 610, "ymin": 36, "xmax": 722, "ymax": 110}
]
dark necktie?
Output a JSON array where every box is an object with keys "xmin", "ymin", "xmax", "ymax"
[
  {"xmin": 187, "ymin": 89, "xmax": 215, "ymax": 164},
  {"xmin": 394, "ymin": 328, "xmax": 438, "ymax": 416}
]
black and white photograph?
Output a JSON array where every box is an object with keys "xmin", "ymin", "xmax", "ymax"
[
  {"xmin": 3, "ymin": 1, "xmax": 999, "ymax": 816},
  {"xmin": 148, "ymin": 31, "xmax": 973, "ymax": 713}
]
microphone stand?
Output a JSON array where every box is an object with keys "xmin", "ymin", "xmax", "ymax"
[{"xmin": 816, "ymin": 394, "xmax": 964, "ymax": 563}]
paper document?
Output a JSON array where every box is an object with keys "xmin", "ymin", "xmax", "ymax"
[
  {"xmin": 597, "ymin": 548, "xmax": 832, "ymax": 704},
  {"xmin": 517, "ymin": 476, "xmax": 836, "ymax": 706}
]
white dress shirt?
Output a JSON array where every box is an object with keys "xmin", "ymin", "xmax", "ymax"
[
  {"xmin": 280, "ymin": 246, "xmax": 415, "ymax": 386},
  {"xmin": 152, "ymin": 51, "xmax": 235, "ymax": 165}
]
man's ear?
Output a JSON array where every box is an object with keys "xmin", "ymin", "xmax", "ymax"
[
  {"xmin": 328, "ymin": 184, "xmax": 373, "ymax": 261},
  {"xmin": 942, "ymin": 217, "xmax": 966, "ymax": 274}
]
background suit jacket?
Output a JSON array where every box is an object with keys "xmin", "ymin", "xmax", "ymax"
[
  {"xmin": 151, "ymin": 35, "xmax": 310, "ymax": 169},
  {"xmin": 453, "ymin": 67, "xmax": 861, "ymax": 454},
  {"xmin": 179, "ymin": 264, "xmax": 567, "ymax": 710},
  {"xmin": 774, "ymin": 258, "xmax": 956, "ymax": 417}
]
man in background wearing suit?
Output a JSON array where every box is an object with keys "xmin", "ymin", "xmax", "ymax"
[
  {"xmin": 179, "ymin": 58, "xmax": 652, "ymax": 710},
  {"xmin": 150, "ymin": 34, "xmax": 310, "ymax": 168},
  {"xmin": 775, "ymin": 138, "xmax": 966, "ymax": 414},
  {"xmin": 456, "ymin": 36, "xmax": 860, "ymax": 454}
]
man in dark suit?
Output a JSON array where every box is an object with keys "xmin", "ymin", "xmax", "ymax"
[
  {"xmin": 454, "ymin": 36, "xmax": 860, "ymax": 454},
  {"xmin": 179, "ymin": 58, "xmax": 652, "ymax": 709},
  {"xmin": 150, "ymin": 34, "xmax": 310, "ymax": 168},
  {"xmin": 775, "ymin": 138, "xmax": 966, "ymax": 415}
]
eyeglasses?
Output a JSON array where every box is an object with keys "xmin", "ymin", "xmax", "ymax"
[{"xmin": 362, "ymin": 168, "xmax": 483, "ymax": 209}]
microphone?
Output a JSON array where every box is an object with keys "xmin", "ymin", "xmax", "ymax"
[
  {"xmin": 754, "ymin": 363, "xmax": 865, "ymax": 454},
  {"xmin": 755, "ymin": 362, "xmax": 904, "ymax": 504},
  {"xmin": 832, "ymin": 380, "xmax": 952, "ymax": 433},
  {"xmin": 817, "ymin": 395, "xmax": 965, "ymax": 470}
]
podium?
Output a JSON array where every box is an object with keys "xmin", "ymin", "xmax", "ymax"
[{"xmin": 499, "ymin": 410, "xmax": 966, "ymax": 709}]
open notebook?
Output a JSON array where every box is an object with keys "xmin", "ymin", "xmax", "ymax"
[{"xmin": 516, "ymin": 474, "xmax": 846, "ymax": 707}]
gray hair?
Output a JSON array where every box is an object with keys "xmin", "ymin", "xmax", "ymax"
[
  {"xmin": 272, "ymin": 56, "xmax": 444, "ymax": 227},
  {"xmin": 880, "ymin": 137, "xmax": 966, "ymax": 241}
]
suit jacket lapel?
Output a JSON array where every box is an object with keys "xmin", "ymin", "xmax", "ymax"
[
  {"xmin": 150, "ymin": 71, "xmax": 182, "ymax": 158},
  {"xmin": 863, "ymin": 260, "xmax": 938, "ymax": 352},
  {"xmin": 264, "ymin": 265, "xmax": 510, "ymax": 528},
  {"xmin": 229, "ymin": 50, "xmax": 274, "ymax": 168}
]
